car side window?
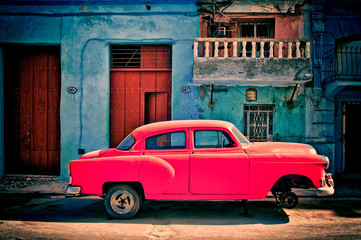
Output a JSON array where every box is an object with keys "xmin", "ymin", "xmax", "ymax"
[
  {"xmin": 145, "ymin": 131, "xmax": 186, "ymax": 150},
  {"xmin": 194, "ymin": 130, "xmax": 235, "ymax": 149}
]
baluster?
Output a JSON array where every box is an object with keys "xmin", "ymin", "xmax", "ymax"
[
  {"xmin": 233, "ymin": 41, "xmax": 237, "ymax": 57},
  {"xmin": 270, "ymin": 41, "xmax": 274, "ymax": 58},
  {"xmin": 288, "ymin": 42, "xmax": 293, "ymax": 58},
  {"xmin": 224, "ymin": 42, "xmax": 228, "ymax": 58},
  {"xmin": 260, "ymin": 41, "xmax": 265, "ymax": 58},
  {"xmin": 251, "ymin": 41, "xmax": 256, "ymax": 58},
  {"xmin": 205, "ymin": 41, "xmax": 209, "ymax": 58},
  {"xmin": 278, "ymin": 42, "xmax": 283, "ymax": 59},
  {"xmin": 242, "ymin": 41, "xmax": 247, "ymax": 57},
  {"xmin": 296, "ymin": 41, "xmax": 301, "ymax": 58},
  {"xmin": 214, "ymin": 41, "xmax": 219, "ymax": 58},
  {"xmin": 194, "ymin": 41, "xmax": 198, "ymax": 58},
  {"xmin": 306, "ymin": 41, "xmax": 310, "ymax": 58}
]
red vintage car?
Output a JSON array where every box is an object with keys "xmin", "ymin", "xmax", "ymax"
[{"xmin": 66, "ymin": 120, "xmax": 334, "ymax": 219}]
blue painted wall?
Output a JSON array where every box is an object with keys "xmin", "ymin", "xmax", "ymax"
[
  {"xmin": 0, "ymin": 1, "xmax": 199, "ymax": 179},
  {"xmin": 196, "ymin": 85, "xmax": 306, "ymax": 142}
]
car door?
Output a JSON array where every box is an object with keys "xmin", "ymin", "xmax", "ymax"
[
  {"xmin": 190, "ymin": 128, "xmax": 249, "ymax": 195},
  {"xmin": 142, "ymin": 130, "xmax": 190, "ymax": 194}
]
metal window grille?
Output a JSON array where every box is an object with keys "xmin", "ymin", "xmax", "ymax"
[
  {"xmin": 111, "ymin": 45, "xmax": 171, "ymax": 68},
  {"xmin": 244, "ymin": 105, "xmax": 274, "ymax": 142}
]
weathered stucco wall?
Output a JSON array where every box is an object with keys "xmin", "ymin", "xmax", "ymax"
[
  {"xmin": 305, "ymin": 88, "xmax": 335, "ymax": 172},
  {"xmin": 0, "ymin": 2, "xmax": 199, "ymax": 179},
  {"xmin": 197, "ymin": 84, "xmax": 306, "ymax": 142},
  {"xmin": 193, "ymin": 58, "xmax": 312, "ymax": 85}
]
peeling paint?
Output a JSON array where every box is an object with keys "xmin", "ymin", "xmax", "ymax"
[{"xmin": 290, "ymin": 20, "xmax": 298, "ymax": 29}]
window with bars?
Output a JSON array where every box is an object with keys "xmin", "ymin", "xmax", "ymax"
[
  {"xmin": 207, "ymin": 22, "xmax": 237, "ymax": 38},
  {"xmin": 238, "ymin": 20, "xmax": 274, "ymax": 57},
  {"xmin": 239, "ymin": 22, "xmax": 273, "ymax": 38},
  {"xmin": 244, "ymin": 105, "xmax": 274, "ymax": 142},
  {"xmin": 111, "ymin": 45, "xmax": 171, "ymax": 68}
]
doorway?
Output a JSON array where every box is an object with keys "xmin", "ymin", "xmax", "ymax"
[
  {"xmin": 3, "ymin": 45, "xmax": 61, "ymax": 175},
  {"xmin": 343, "ymin": 102, "xmax": 361, "ymax": 173},
  {"xmin": 110, "ymin": 45, "xmax": 172, "ymax": 147}
]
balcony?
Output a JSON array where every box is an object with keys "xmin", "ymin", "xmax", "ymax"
[
  {"xmin": 323, "ymin": 46, "xmax": 361, "ymax": 97},
  {"xmin": 193, "ymin": 38, "xmax": 312, "ymax": 86}
]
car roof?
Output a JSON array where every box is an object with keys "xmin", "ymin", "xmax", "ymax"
[{"xmin": 131, "ymin": 120, "xmax": 235, "ymax": 138}]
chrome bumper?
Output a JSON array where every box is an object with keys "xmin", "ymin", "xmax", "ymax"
[
  {"xmin": 65, "ymin": 185, "xmax": 81, "ymax": 197},
  {"xmin": 316, "ymin": 184, "xmax": 335, "ymax": 196},
  {"xmin": 316, "ymin": 174, "xmax": 335, "ymax": 197}
]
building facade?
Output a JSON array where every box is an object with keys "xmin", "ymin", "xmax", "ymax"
[
  {"xmin": 311, "ymin": 0, "xmax": 361, "ymax": 174},
  {"xmin": 0, "ymin": 0, "xmax": 199, "ymax": 179},
  {"xmin": 193, "ymin": 1, "xmax": 334, "ymax": 165},
  {"xmin": 1, "ymin": 0, "xmax": 359, "ymax": 179},
  {"xmin": 193, "ymin": 0, "xmax": 361, "ymax": 175}
]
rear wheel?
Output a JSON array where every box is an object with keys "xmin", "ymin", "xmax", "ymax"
[
  {"xmin": 280, "ymin": 192, "xmax": 298, "ymax": 209},
  {"xmin": 104, "ymin": 184, "xmax": 142, "ymax": 219}
]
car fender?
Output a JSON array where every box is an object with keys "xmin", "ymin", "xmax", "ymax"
[
  {"xmin": 70, "ymin": 156, "xmax": 140, "ymax": 195},
  {"xmin": 139, "ymin": 155, "xmax": 175, "ymax": 196}
]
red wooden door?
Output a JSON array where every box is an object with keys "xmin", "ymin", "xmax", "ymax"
[
  {"xmin": 110, "ymin": 45, "xmax": 171, "ymax": 147},
  {"xmin": 110, "ymin": 70, "xmax": 171, "ymax": 147},
  {"xmin": 3, "ymin": 46, "xmax": 61, "ymax": 175}
]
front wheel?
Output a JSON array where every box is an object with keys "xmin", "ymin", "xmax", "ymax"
[
  {"xmin": 280, "ymin": 192, "xmax": 298, "ymax": 209},
  {"xmin": 104, "ymin": 185, "xmax": 142, "ymax": 219}
]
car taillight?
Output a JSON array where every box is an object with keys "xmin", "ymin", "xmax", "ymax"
[
  {"xmin": 68, "ymin": 162, "xmax": 71, "ymax": 175},
  {"xmin": 321, "ymin": 156, "xmax": 330, "ymax": 169},
  {"xmin": 327, "ymin": 173, "xmax": 332, "ymax": 181},
  {"xmin": 68, "ymin": 162, "xmax": 72, "ymax": 184}
]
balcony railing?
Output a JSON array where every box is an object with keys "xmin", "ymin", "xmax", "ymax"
[
  {"xmin": 323, "ymin": 46, "xmax": 361, "ymax": 82},
  {"xmin": 194, "ymin": 38, "xmax": 311, "ymax": 59}
]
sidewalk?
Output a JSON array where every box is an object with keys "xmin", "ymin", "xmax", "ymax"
[
  {"xmin": 0, "ymin": 175, "xmax": 67, "ymax": 195},
  {"xmin": 0, "ymin": 174, "xmax": 360, "ymax": 197}
]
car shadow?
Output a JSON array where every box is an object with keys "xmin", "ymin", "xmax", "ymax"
[
  {"xmin": 134, "ymin": 199, "xmax": 289, "ymax": 225},
  {"xmin": 0, "ymin": 195, "xmax": 289, "ymax": 225},
  {"xmin": 295, "ymin": 197, "xmax": 361, "ymax": 218}
]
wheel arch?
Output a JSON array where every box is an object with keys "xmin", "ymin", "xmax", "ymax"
[
  {"xmin": 103, "ymin": 182, "xmax": 145, "ymax": 200},
  {"xmin": 271, "ymin": 174, "xmax": 314, "ymax": 193}
]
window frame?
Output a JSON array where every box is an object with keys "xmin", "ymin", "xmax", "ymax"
[
  {"xmin": 192, "ymin": 129, "xmax": 237, "ymax": 150},
  {"xmin": 144, "ymin": 130, "xmax": 187, "ymax": 151},
  {"xmin": 237, "ymin": 19, "xmax": 275, "ymax": 39}
]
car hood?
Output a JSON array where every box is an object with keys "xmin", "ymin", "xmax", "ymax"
[{"xmin": 244, "ymin": 142, "xmax": 318, "ymax": 155}]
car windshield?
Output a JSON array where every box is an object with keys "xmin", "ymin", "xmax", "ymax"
[
  {"xmin": 117, "ymin": 134, "xmax": 135, "ymax": 150},
  {"xmin": 231, "ymin": 126, "xmax": 251, "ymax": 148}
]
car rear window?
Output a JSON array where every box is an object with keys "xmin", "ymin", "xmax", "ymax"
[
  {"xmin": 117, "ymin": 134, "xmax": 135, "ymax": 150},
  {"xmin": 145, "ymin": 131, "xmax": 186, "ymax": 150}
]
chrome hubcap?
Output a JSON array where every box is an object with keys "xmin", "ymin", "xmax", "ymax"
[{"xmin": 110, "ymin": 190, "xmax": 134, "ymax": 214}]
